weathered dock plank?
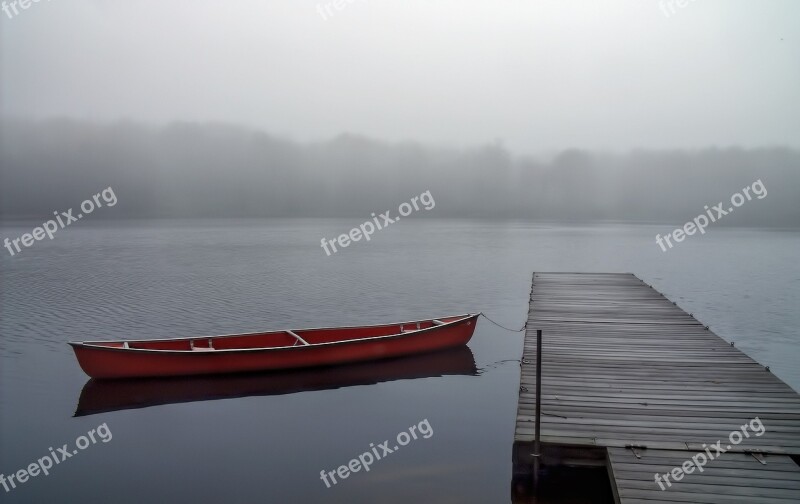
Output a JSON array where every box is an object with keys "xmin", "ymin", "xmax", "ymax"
[
  {"xmin": 608, "ymin": 447, "xmax": 800, "ymax": 504},
  {"xmin": 514, "ymin": 272, "xmax": 800, "ymax": 503}
]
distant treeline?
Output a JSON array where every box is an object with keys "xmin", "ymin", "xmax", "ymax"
[{"xmin": 1, "ymin": 118, "xmax": 798, "ymax": 226}]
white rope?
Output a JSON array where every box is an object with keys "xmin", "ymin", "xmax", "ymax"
[{"xmin": 479, "ymin": 312, "xmax": 527, "ymax": 332}]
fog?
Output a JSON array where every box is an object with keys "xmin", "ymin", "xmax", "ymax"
[
  {"xmin": 2, "ymin": 2, "xmax": 798, "ymax": 225},
  {"xmin": 2, "ymin": 1, "xmax": 798, "ymax": 153},
  {"xmin": 2, "ymin": 118, "xmax": 798, "ymax": 225}
]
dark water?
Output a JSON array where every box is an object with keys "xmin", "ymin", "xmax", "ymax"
[{"xmin": 1, "ymin": 219, "xmax": 798, "ymax": 503}]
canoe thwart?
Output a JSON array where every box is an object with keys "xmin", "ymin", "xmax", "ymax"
[{"xmin": 286, "ymin": 330, "xmax": 310, "ymax": 346}]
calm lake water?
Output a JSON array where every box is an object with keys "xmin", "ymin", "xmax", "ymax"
[{"xmin": 1, "ymin": 219, "xmax": 798, "ymax": 503}]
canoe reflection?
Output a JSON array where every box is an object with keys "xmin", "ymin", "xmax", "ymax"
[{"xmin": 75, "ymin": 346, "xmax": 477, "ymax": 416}]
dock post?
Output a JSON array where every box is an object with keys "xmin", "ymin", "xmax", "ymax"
[{"xmin": 533, "ymin": 328, "xmax": 542, "ymax": 490}]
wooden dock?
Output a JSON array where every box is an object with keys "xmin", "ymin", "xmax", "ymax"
[{"xmin": 513, "ymin": 272, "xmax": 800, "ymax": 503}]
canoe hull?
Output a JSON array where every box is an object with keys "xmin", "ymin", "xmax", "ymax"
[
  {"xmin": 74, "ymin": 346, "xmax": 478, "ymax": 416},
  {"xmin": 70, "ymin": 314, "xmax": 478, "ymax": 379}
]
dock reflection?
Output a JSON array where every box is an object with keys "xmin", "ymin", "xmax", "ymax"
[{"xmin": 511, "ymin": 442, "xmax": 615, "ymax": 504}]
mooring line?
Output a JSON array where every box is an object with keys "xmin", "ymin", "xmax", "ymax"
[{"xmin": 479, "ymin": 312, "xmax": 526, "ymax": 332}]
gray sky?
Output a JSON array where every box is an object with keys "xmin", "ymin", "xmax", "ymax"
[{"xmin": 1, "ymin": 0, "xmax": 798, "ymax": 153}]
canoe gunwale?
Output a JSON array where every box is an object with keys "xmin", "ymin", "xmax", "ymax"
[{"xmin": 68, "ymin": 313, "xmax": 478, "ymax": 355}]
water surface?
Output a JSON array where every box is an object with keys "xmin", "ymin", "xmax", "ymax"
[{"xmin": 1, "ymin": 219, "xmax": 798, "ymax": 503}]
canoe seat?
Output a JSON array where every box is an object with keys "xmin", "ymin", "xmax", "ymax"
[{"xmin": 190, "ymin": 339, "xmax": 215, "ymax": 351}]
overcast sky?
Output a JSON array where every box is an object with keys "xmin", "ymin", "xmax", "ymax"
[{"xmin": 1, "ymin": 0, "xmax": 798, "ymax": 153}]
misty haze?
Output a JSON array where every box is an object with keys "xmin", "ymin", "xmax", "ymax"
[{"xmin": 2, "ymin": 118, "xmax": 799, "ymax": 225}]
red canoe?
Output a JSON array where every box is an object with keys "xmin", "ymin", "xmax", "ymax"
[{"xmin": 69, "ymin": 314, "xmax": 479, "ymax": 379}]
